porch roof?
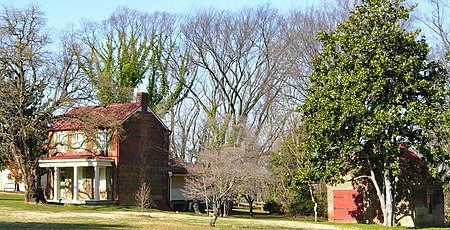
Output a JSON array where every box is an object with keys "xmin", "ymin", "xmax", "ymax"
[{"xmin": 39, "ymin": 155, "xmax": 114, "ymax": 168}]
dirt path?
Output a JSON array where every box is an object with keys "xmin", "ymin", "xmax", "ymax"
[
  {"xmin": 115, "ymin": 211, "xmax": 347, "ymax": 229},
  {"xmin": 0, "ymin": 207, "xmax": 347, "ymax": 229}
]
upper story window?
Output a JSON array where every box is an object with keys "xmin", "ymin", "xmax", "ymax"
[
  {"xmin": 71, "ymin": 131, "xmax": 86, "ymax": 151},
  {"xmin": 54, "ymin": 131, "xmax": 68, "ymax": 153},
  {"xmin": 95, "ymin": 130, "xmax": 110, "ymax": 152}
]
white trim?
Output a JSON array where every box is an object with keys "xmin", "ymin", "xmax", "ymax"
[
  {"xmin": 54, "ymin": 131, "xmax": 68, "ymax": 153},
  {"xmin": 94, "ymin": 166, "xmax": 100, "ymax": 200},
  {"xmin": 73, "ymin": 166, "xmax": 78, "ymax": 201},
  {"xmin": 39, "ymin": 158, "xmax": 114, "ymax": 168},
  {"xmin": 53, "ymin": 167, "xmax": 59, "ymax": 201}
]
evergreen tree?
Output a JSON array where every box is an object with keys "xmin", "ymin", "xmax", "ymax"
[{"xmin": 299, "ymin": 0, "xmax": 450, "ymax": 226}]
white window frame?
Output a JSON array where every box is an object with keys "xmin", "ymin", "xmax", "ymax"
[
  {"xmin": 95, "ymin": 130, "xmax": 110, "ymax": 152},
  {"xmin": 71, "ymin": 131, "xmax": 86, "ymax": 151},
  {"xmin": 54, "ymin": 131, "xmax": 68, "ymax": 153}
]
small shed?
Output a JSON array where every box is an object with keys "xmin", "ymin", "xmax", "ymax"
[{"xmin": 327, "ymin": 149, "xmax": 444, "ymax": 227}]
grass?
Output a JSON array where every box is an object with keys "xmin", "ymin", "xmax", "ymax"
[
  {"xmin": 0, "ymin": 191, "xmax": 137, "ymax": 212},
  {"xmin": 0, "ymin": 192, "xmax": 448, "ymax": 229}
]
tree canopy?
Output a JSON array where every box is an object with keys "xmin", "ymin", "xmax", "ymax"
[
  {"xmin": 79, "ymin": 7, "xmax": 193, "ymax": 114},
  {"xmin": 299, "ymin": 0, "xmax": 450, "ymax": 226},
  {"xmin": 0, "ymin": 5, "xmax": 92, "ymax": 202}
]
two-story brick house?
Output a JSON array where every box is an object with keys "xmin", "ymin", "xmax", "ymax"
[{"xmin": 38, "ymin": 92, "xmax": 171, "ymax": 205}]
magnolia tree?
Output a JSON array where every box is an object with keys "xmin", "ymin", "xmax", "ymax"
[{"xmin": 299, "ymin": 0, "xmax": 450, "ymax": 226}]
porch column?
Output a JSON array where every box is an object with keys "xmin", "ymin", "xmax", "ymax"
[
  {"xmin": 94, "ymin": 164, "xmax": 100, "ymax": 200},
  {"xmin": 73, "ymin": 166, "xmax": 78, "ymax": 201},
  {"xmin": 53, "ymin": 167, "xmax": 59, "ymax": 201}
]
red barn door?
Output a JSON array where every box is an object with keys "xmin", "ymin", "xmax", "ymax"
[{"xmin": 333, "ymin": 189, "xmax": 363, "ymax": 222}]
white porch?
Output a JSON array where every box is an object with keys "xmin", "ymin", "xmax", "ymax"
[
  {"xmin": 169, "ymin": 173, "xmax": 187, "ymax": 201},
  {"xmin": 168, "ymin": 172, "xmax": 191, "ymax": 211},
  {"xmin": 39, "ymin": 158, "xmax": 114, "ymax": 204}
]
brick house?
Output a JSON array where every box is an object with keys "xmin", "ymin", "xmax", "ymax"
[
  {"xmin": 38, "ymin": 92, "xmax": 171, "ymax": 205},
  {"xmin": 327, "ymin": 149, "xmax": 444, "ymax": 227}
]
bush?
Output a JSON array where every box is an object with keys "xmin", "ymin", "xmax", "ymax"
[
  {"xmin": 287, "ymin": 195, "xmax": 315, "ymax": 216},
  {"xmin": 267, "ymin": 183, "xmax": 327, "ymax": 218},
  {"xmin": 264, "ymin": 200, "xmax": 284, "ymax": 214}
]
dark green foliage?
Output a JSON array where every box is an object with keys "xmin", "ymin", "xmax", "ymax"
[
  {"xmin": 300, "ymin": 0, "xmax": 450, "ymax": 184},
  {"xmin": 265, "ymin": 185, "xmax": 327, "ymax": 217},
  {"xmin": 263, "ymin": 200, "xmax": 283, "ymax": 214},
  {"xmin": 298, "ymin": 0, "xmax": 450, "ymax": 225},
  {"xmin": 267, "ymin": 130, "xmax": 327, "ymax": 218},
  {"xmin": 286, "ymin": 186, "xmax": 315, "ymax": 216}
]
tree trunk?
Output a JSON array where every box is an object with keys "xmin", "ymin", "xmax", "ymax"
[
  {"xmin": 23, "ymin": 165, "xmax": 37, "ymax": 203},
  {"xmin": 371, "ymin": 167, "xmax": 395, "ymax": 226},
  {"xmin": 383, "ymin": 169, "xmax": 394, "ymax": 227},
  {"xmin": 192, "ymin": 199, "xmax": 201, "ymax": 215},
  {"xmin": 308, "ymin": 184, "xmax": 318, "ymax": 222},
  {"xmin": 223, "ymin": 199, "xmax": 232, "ymax": 217},
  {"xmin": 244, "ymin": 194, "xmax": 254, "ymax": 217},
  {"xmin": 248, "ymin": 200, "xmax": 254, "ymax": 218},
  {"xmin": 367, "ymin": 156, "xmax": 395, "ymax": 226},
  {"xmin": 209, "ymin": 203, "xmax": 220, "ymax": 227}
]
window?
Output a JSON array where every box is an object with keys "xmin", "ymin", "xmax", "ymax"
[
  {"xmin": 95, "ymin": 130, "xmax": 110, "ymax": 152},
  {"xmin": 71, "ymin": 131, "xmax": 86, "ymax": 151},
  {"xmin": 54, "ymin": 131, "xmax": 68, "ymax": 153}
]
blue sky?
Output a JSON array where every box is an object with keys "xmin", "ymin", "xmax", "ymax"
[{"xmin": 4, "ymin": 0, "xmax": 317, "ymax": 30}]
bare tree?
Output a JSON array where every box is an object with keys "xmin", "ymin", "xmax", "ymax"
[
  {"xmin": 183, "ymin": 147, "xmax": 244, "ymax": 226},
  {"xmin": 175, "ymin": 5, "xmax": 340, "ymax": 222},
  {"xmin": 237, "ymin": 152, "xmax": 270, "ymax": 217},
  {"xmin": 180, "ymin": 5, "xmax": 288, "ymax": 150},
  {"xmin": 170, "ymin": 98, "xmax": 200, "ymax": 161},
  {"xmin": 135, "ymin": 182, "xmax": 152, "ymax": 215},
  {"xmin": 174, "ymin": 3, "xmax": 348, "ymax": 159},
  {"xmin": 417, "ymin": 0, "xmax": 450, "ymax": 70},
  {"xmin": 0, "ymin": 5, "xmax": 92, "ymax": 202}
]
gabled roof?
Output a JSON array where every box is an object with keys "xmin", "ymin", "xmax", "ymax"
[
  {"xmin": 168, "ymin": 158, "xmax": 189, "ymax": 174},
  {"xmin": 49, "ymin": 103, "xmax": 141, "ymax": 131}
]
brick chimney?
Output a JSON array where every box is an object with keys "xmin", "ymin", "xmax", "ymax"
[{"xmin": 136, "ymin": 92, "xmax": 148, "ymax": 112}]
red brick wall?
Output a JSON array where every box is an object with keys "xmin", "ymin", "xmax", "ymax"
[
  {"xmin": 116, "ymin": 111, "xmax": 170, "ymax": 205},
  {"xmin": 47, "ymin": 130, "xmax": 120, "ymax": 159}
]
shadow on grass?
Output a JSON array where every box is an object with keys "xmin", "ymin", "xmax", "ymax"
[
  {"xmin": 0, "ymin": 197, "xmax": 23, "ymax": 201},
  {"xmin": 0, "ymin": 222, "xmax": 128, "ymax": 229},
  {"xmin": 231, "ymin": 209, "xmax": 285, "ymax": 220}
]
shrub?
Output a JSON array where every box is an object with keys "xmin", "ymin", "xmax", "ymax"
[{"xmin": 264, "ymin": 200, "xmax": 284, "ymax": 214}]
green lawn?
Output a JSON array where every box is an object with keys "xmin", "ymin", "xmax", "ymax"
[{"xmin": 0, "ymin": 192, "xmax": 447, "ymax": 229}]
